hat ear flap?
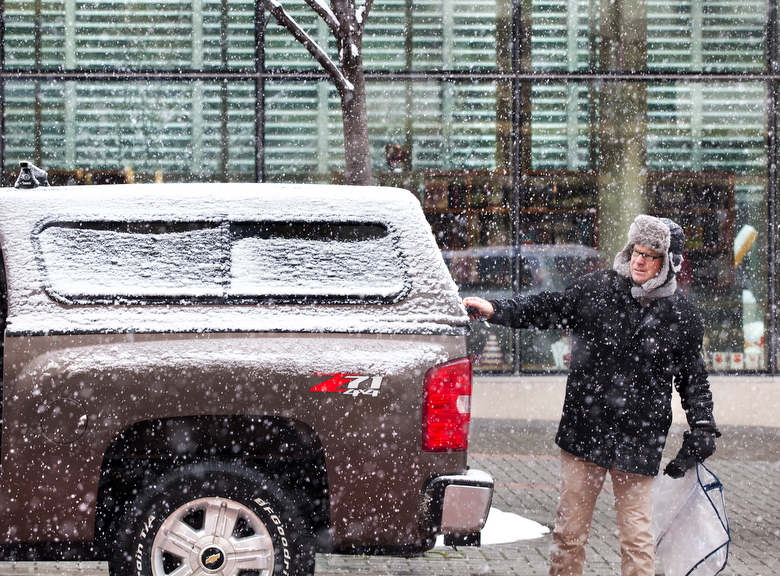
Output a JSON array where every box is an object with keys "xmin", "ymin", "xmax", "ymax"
[
  {"xmin": 613, "ymin": 242, "xmax": 633, "ymax": 278},
  {"xmin": 659, "ymin": 217, "xmax": 686, "ymax": 275},
  {"xmin": 670, "ymin": 252, "xmax": 683, "ymax": 273}
]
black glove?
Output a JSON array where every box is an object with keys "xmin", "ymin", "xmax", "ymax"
[{"xmin": 663, "ymin": 427, "xmax": 717, "ymax": 478}]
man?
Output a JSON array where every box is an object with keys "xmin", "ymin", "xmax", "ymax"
[{"xmin": 463, "ymin": 215, "xmax": 719, "ymax": 576}]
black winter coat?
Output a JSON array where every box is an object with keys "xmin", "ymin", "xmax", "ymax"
[{"xmin": 489, "ymin": 269, "xmax": 716, "ymax": 476}]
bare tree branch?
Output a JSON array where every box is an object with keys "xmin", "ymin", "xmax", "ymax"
[
  {"xmin": 303, "ymin": 0, "xmax": 340, "ymax": 35},
  {"xmin": 264, "ymin": 0, "xmax": 369, "ymax": 184},
  {"xmin": 263, "ymin": 0, "xmax": 353, "ymax": 93},
  {"xmin": 357, "ymin": 0, "xmax": 374, "ymax": 35}
]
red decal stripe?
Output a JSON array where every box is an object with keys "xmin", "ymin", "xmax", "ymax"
[{"xmin": 310, "ymin": 373, "xmax": 359, "ymax": 392}]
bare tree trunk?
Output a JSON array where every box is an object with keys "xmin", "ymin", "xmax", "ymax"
[
  {"xmin": 339, "ymin": 67, "xmax": 371, "ymax": 186},
  {"xmin": 333, "ymin": 0, "xmax": 372, "ymax": 186},
  {"xmin": 265, "ymin": 0, "xmax": 374, "ymax": 186}
]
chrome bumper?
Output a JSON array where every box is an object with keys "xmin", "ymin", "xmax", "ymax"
[{"xmin": 423, "ymin": 469, "xmax": 494, "ymax": 536}]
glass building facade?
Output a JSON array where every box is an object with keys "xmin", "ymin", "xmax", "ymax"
[{"xmin": 1, "ymin": 0, "xmax": 776, "ymax": 374}]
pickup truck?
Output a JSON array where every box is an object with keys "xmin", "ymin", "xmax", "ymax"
[{"xmin": 0, "ymin": 171, "xmax": 493, "ymax": 576}]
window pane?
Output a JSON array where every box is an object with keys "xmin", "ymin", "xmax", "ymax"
[
  {"xmin": 37, "ymin": 222, "xmax": 229, "ymax": 302},
  {"xmin": 263, "ymin": 81, "xmax": 343, "ymax": 180},
  {"xmin": 648, "ymin": 0, "xmax": 766, "ymax": 72},
  {"xmin": 4, "ymin": 0, "xmax": 255, "ymax": 70},
  {"xmin": 36, "ymin": 220, "xmax": 405, "ymax": 304},
  {"xmin": 263, "ymin": 0, "xmax": 499, "ymax": 72},
  {"xmin": 525, "ymin": 79, "xmax": 768, "ymax": 372},
  {"xmin": 263, "ymin": 0, "xmax": 322, "ymax": 70},
  {"xmin": 530, "ymin": 82, "xmax": 597, "ymax": 171},
  {"xmin": 228, "ymin": 222, "xmax": 405, "ymax": 300},
  {"xmin": 409, "ymin": 0, "xmax": 501, "ymax": 71},
  {"xmin": 527, "ymin": 0, "xmax": 767, "ymax": 72},
  {"xmin": 648, "ymin": 81, "xmax": 767, "ymax": 371},
  {"xmin": 4, "ymin": 80, "xmax": 255, "ymax": 181},
  {"xmin": 264, "ymin": 79, "xmax": 502, "ymax": 180},
  {"xmin": 647, "ymin": 82, "xmax": 766, "ymax": 173},
  {"xmin": 361, "ymin": 0, "xmax": 408, "ymax": 70},
  {"xmin": 530, "ymin": 0, "xmax": 599, "ymax": 72},
  {"xmin": 439, "ymin": 188, "xmax": 514, "ymax": 373},
  {"xmin": 530, "ymin": 81, "xmax": 767, "ymax": 174}
]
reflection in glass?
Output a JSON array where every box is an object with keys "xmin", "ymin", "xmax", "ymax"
[
  {"xmin": 4, "ymin": 81, "xmax": 255, "ymax": 181},
  {"xmin": 527, "ymin": 0, "xmax": 766, "ymax": 73},
  {"xmin": 0, "ymin": 0, "xmax": 773, "ymax": 374},
  {"xmin": 4, "ymin": 0, "xmax": 255, "ymax": 70},
  {"xmin": 522, "ymin": 79, "xmax": 768, "ymax": 371},
  {"xmin": 264, "ymin": 80, "xmax": 502, "ymax": 180},
  {"xmin": 263, "ymin": 0, "xmax": 500, "ymax": 72}
]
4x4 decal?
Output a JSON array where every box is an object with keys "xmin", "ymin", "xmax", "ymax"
[{"xmin": 311, "ymin": 373, "xmax": 385, "ymax": 397}]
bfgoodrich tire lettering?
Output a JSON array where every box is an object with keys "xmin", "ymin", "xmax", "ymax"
[{"xmin": 110, "ymin": 461, "xmax": 315, "ymax": 576}]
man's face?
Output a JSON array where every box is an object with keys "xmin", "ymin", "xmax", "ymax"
[{"xmin": 630, "ymin": 243, "xmax": 664, "ymax": 285}]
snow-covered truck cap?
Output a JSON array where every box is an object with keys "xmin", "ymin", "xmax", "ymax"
[{"xmin": 0, "ymin": 182, "xmax": 467, "ymax": 335}]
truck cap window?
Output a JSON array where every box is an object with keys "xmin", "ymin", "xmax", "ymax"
[{"xmin": 35, "ymin": 220, "xmax": 406, "ymax": 304}]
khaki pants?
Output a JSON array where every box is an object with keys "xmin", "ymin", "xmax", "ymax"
[{"xmin": 549, "ymin": 450, "xmax": 655, "ymax": 576}]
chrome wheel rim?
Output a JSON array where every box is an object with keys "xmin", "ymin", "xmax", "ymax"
[{"xmin": 151, "ymin": 496, "xmax": 275, "ymax": 576}]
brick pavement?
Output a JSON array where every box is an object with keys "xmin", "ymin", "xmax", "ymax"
[
  {"xmin": 313, "ymin": 421, "xmax": 780, "ymax": 576},
  {"xmin": 314, "ymin": 456, "xmax": 780, "ymax": 576},
  {"xmin": 0, "ymin": 421, "xmax": 777, "ymax": 576}
]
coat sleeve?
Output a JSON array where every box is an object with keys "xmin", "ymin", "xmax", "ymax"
[
  {"xmin": 672, "ymin": 300, "xmax": 719, "ymax": 432},
  {"xmin": 488, "ymin": 278, "xmax": 584, "ymax": 331}
]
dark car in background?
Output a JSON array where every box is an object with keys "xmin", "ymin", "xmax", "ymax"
[{"xmin": 442, "ymin": 244, "xmax": 606, "ymax": 371}]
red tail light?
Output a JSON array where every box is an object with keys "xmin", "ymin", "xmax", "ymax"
[{"xmin": 422, "ymin": 357, "xmax": 472, "ymax": 452}]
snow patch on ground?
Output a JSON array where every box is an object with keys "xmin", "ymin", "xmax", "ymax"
[{"xmin": 435, "ymin": 507, "xmax": 550, "ymax": 547}]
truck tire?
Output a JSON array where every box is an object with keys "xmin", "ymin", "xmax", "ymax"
[{"xmin": 110, "ymin": 460, "xmax": 315, "ymax": 576}]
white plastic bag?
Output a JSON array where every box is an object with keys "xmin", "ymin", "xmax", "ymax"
[{"xmin": 652, "ymin": 462, "xmax": 730, "ymax": 576}]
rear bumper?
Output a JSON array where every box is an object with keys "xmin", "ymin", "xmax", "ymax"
[{"xmin": 422, "ymin": 469, "xmax": 494, "ymax": 535}]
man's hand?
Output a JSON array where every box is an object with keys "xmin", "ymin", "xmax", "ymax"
[
  {"xmin": 663, "ymin": 427, "xmax": 717, "ymax": 478},
  {"xmin": 462, "ymin": 297, "xmax": 494, "ymax": 321}
]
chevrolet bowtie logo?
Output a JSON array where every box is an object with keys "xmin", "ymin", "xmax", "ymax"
[{"xmin": 204, "ymin": 553, "xmax": 221, "ymax": 565}]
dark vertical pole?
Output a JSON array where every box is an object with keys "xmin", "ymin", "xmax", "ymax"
[
  {"xmin": 767, "ymin": 0, "xmax": 778, "ymax": 374},
  {"xmin": 0, "ymin": 0, "xmax": 6, "ymax": 186},
  {"xmin": 33, "ymin": 0, "xmax": 42, "ymax": 167},
  {"xmin": 512, "ymin": 0, "xmax": 523, "ymax": 375},
  {"xmin": 255, "ymin": 2, "xmax": 265, "ymax": 183},
  {"xmin": 587, "ymin": 0, "xmax": 598, "ymax": 170},
  {"xmin": 220, "ymin": 0, "xmax": 229, "ymax": 181},
  {"xmin": 404, "ymin": 0, "xmax": 414, "ymax": 168}
]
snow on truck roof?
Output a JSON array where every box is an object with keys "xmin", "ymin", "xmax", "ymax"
[{"xmin": 0, "ymin": 183, "xmax": 467, "ymax": 335}]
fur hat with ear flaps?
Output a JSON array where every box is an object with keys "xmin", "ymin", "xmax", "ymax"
[{"xmin": 614, "ymin": 215, "xmax": 685, "ymax": 293}]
